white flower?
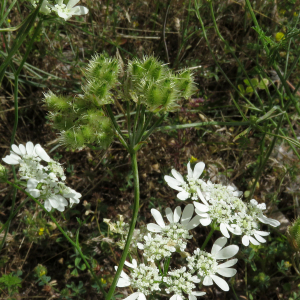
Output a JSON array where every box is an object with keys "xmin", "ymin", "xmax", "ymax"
[
  {"xmin": 249, "ymin": 199, "xmax": 280, "ymax": 227},
  {"xmin": 115, "ymin": 259, "xmax": 161, "ymax": 299},
  {"xmin": 2, "ymin": 142, "xmax": 50, "ymax": 165},
  {"xmin": 52, "ymin": 0, "xmax": 89, "ymax": 21},
  {"xmin": 31, "ymin": 0, "xmax": 52, "ymax": 14},
  {"xmin": 164, "ymin": 162, "xmax": 205, "ymax": 200},
  {"xmin": 147, "ymin": 204, "xmax": 201, "ymax": 251},
  {"xmin": 44, "ymin": 194, "xmax": 68, "ymax": 212},
  {"xmin": 163, "ymin": 267, "xmax": 206, "ymax": 300},
  {"xmin": 187, "ymin": 237, "xmax": 239, "ymax": 292},
  {"xmin": 62, "ymin": 187, "xmax": 81, "ymax": 207},
  {"xmin": 241, "ymin": 230, "xmax": 270, "ymax": 246}
]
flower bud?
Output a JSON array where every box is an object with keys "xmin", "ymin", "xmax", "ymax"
[{"xmin": 0, "ymin": 164, "xmax": 7, "ymax": 181}]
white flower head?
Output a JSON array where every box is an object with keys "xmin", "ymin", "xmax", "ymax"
[
  {"xmin": 2, "ymin": 142, "xmax": 50, "ymax": 165},
  {"xmin": 147, "ymin": 204, "xmax": 201, "ymax": 251},
  {"xmin": 164, "ymin": 162, "xmax": 206, "ymax": 201},
  {"xmin": 31, "ymin": 0, "xmax": 52, "ymax": 14},
  {"xmin": 53, "ymin": 0, "xmax": 89, "ymax": 21},
  {"xmin": 163, "ymin": 267, "xmax": 206, "ymax": 300},
  {"xmin": 187, "ymin": 237, "xmax": 239, "ymax": 292},
  {"xmin": 115, "ymin": 259, "xmax": 162, "ymax": 299}
]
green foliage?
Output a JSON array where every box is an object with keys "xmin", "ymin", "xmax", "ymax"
[
  {"xmin": 0, "ymin": 270, "xmax": 22, "ymax": 296},
  {"xmin": 288, "ymin": 217, "xmax": 300, "ymax": 251}
]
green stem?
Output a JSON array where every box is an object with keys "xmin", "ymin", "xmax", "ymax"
[
  {"xmin": 4, "ymin": 180, "xmax": 106, "ymax": 296},
  {"xmin": 200, "ymin": 222, "xmax": 215, "ymax": 250},
  {"xmin": 106, "ymin": 150, "xmax": 140, "ymax": 300},
  {"xmin": 163, "ymin": 257, "xmax": 171, "ymax": 276},
  {"xmin": 142, "ymin": 113, "xmax": 167, "ymax": 141}
]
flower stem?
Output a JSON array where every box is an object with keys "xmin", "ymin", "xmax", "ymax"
[
  {"xmin": 106, "ymin": 150, "xmax": 140, "ymax": 300},
  {"xmin": 200, "ymin": 221, "xmax": 215, "ymax": 250},
  {"xmin": 4, "ymin": 180, "xmax": 106, "ymax": 297}
]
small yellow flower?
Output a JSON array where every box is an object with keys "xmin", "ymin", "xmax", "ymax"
[
  {"xmin": 39, "ymin": 270, "xmax": 46, "ymax": 277},
  {"xmin": 294, "ymin": 12, "xmax": 299, "ymax": 17},
  {"xmin": 279, "ymin": 9, "xmax": 286, "ymax": 15},
  {"xmin": 38, "ymin": 228, "xmax": 45, "ymax": 236},
  {"xmin": 7, "ymin": 19, "xmax": 11, "ymax": 23},
  {"xmin": 275, "ymin": 32, "xmax": 285, "ymax": 42},
  {"xmin": 132, "ymin": 21, "xmax": 139, "ymax": 28},
  {"xmin": 190, "ymin": 156, "xmax": 198, "ymax": 163},
  {"xmin": 284, "ymin": 261, "xmax": 292, "ymax": 268},
  {"xmin": 101, "ymin": 278, "xmax": 106, "ymax": 284}
]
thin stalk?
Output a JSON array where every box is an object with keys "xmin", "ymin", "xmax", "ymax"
[
  {"xmin": 0, "ymin": 0, "xmax": 17, "ymax": 28},
  {"xmin": 135, "ymin": 104, "xmax": 146, "ymax": 144},
  {"xmin": 132, "ymin": 101, "xmax": 141, "ymax": 145},
  {"xmin": 4, "ymin": 180, "xmax": 106, "ymax": 296},
  {"xmin": 136, "ymin": 111, "xmax": 154, "ymax": 143},
  {"xmin": 106, "ymin": 150, "xmax": 140, "ymax": 300},
  {"xmin": 142, "ymin": 113, "xmax": 167, "ymax": 141},
  {"xmin": 126, "ymin": 101, "xmax": 132, "ymax": 144},
  {"xmin": 201, "ymin": 222, "xmax": 215, "ymax": 250},
  {"xmin": 155, "ymin": 121, "xmax": 250, "ymax": 132},
  {"xmin": 105, "ymin": 104, "xmax": 129, "ymax": 151},
  {"xmin": 163, "ymin": 257, "xmax": 171, "ymax": 276},
  {"xmin": 249, "ymin": 115, "xmax": 284, "ymax": 198}
]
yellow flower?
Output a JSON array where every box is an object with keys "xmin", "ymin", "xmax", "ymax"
[
  {"xmin": 38, "ymin": 228, "xmax": 45, "ymax": 236},
  {"xmin": 275, "ymin": 32, "xmax": 285, "ymax": 42},
  {"xmin": 279, "ymin": 9, "xmax": 286, "ymax": 15},
  {"xmin": 190, "ymin": 156, "xmax": 198, "ymax": 163},
  {"xmin": 101, "ymin": 278, "xmax": 106, "ymax": 284},
  {"xmin": 284, "ymin": 261, "xmax": 292, "ymax": 268},
  {"xmin": 7, "ymin": 19, "xmax": 11, "ymax": 23},
  {"xmin": 39, "ymin": 270, "xmax": 46, "ymax": 277},
  {"xmin": 294, "ymin": 12, "xmax": 299, "ymax": 17}
]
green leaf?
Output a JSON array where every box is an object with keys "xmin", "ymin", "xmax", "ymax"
[
  {"xmin": 71, "ymin": 268, "xmax": 79, "ymax": 276},
  {"xmin": 258, "ymin": 78, "xmax": 269, "ymax": 90},
  {"xmin": 238, "ymin": 84, "xmax": 245, "ymax": 93},
  {"xmin": 246, "ymin": 86, "xmax": 254, "ymax": 94},
  {"xmin": 75, "ymin": 257, "xmax": 81, "ymax": 267},
  {"xmin": 80, "ymin": 264, "xmax": 86, "ymax": 271}
]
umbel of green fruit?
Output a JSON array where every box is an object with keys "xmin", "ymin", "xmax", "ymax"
[
  {"xmin": 287, "ymin": 218, "xmax": 300, "ymax": 251},
  {"xmin": 44, "ymin": 53, "xmax": 196, "ymax": 149}
]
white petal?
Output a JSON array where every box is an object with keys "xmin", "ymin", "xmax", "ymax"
[
  {"xmin": 258, "ymin": 216, "xmax": 280, "ymax": 227},
  {"xmin": 19, "ymin": 144, "xmax": 26, "ymax": 155},
  {"xmin": 188, "ymin": 295, "xmax": 196, "ymax": 300},
  {"xmin": 124, "ymin": 292, "xmax": 142, "ymax": 300},
  {"xmin": 185, "ymin": 215, "xmax": 202, "ymax": 230},
  {"xmin": 187, "ymin": 162, "xmax": 193, "ymax": 178},
  {"xmin": 125, "ymin": 259, "xmax": 137, "ymax": 269},
  {"xmin": 210, "ymin": 275, "xmax": 229, "ymax": 291},
  {"xmin": 254, "ymin": 230, "xmax": 270, "ymax": 236},
  {"xmin": 164, "ymin": 175, "xmax": 182, "ymax": 188},
  {"xmin": 137, "ymin": 243, "xmax": 144, "ymax": 250},
  {"xmin": 228, "ymin": 224, "xmax": 242, "ymax": 235},
  {"xmin": 147, "ymin": 223, "xmax": 163, "ymax": 232},
  {"xmin": 193, "ymin": 201, "xmax": 209, "ymax": 212},
  {"xmin": 197, "ymin": 188, "xmax": 209, "ymax": 205},
  {"xmin": 44, "ymin": 200, "xmax": 51, "ymax": 211},
  {"xmin": 170, "ymin": 295, "xmax": 183, "ymax": 300},
  {"xmin": 28, "ymin": 189, "xmax": 40, "ymax": 198},
  {"xmin": 220, "ymin": 223, "xmax": 230, "ymax": 238},
  {"xmin": 167, "ymin": 182, "xmax": 184, "ymax": 192},
  {"xmin": 177, "ymin": 190, "xmax": 190, "ymax": 200},
  {"xmin": 254, "ymin": 233, "xmax": 266, "ymax": 243},
  {"xmin": 26, "ymin": 142, "xmax": 34, "ymax": 156},
  {"xmin": 151, "ymin": 209, "xmax": 165, "ymax": 228},
  {"xmin": 70, "ymin": 6, "xmax": 89, "ymax": 16},
  {"xmin": 116, "ymin": 278, "xmax": 131, "ymax": 287},
  {"xmin": 11, "ymin": 144, "xmax": 22, "ymax": 155},
  {"xmin": 27, "ymin": 178, "xmax": 39, "ymax": 189},
  {"xmin": 215, "ymin": 245, "xmax": 239, "ymax": 259},
  {"xmin": 191, "ymin": 291, "xmax": 206, "ymax": 296},
  {"xmin": 181, "ymin": 204, "xmax": 194, "ymax": 226},
  {"xmin": 171, "ymin": 169, "xmax": 185, "ymax": 183},
  {"xmin": 137, "ymin": 293, "xmax": 146, "ymax": 300},
  {"xmin": 249, "ymin": 236, "xmax": 260, "ymax": 245},
  {"xmin": 2, "ymin": 155, "xmax": 20, "ymax": 165},
  {"xmin": 250, "ymin": 199, "xmax": 258, "ymax": 206},
  {"xmin": 242, "ymin": 235, "xmax": 250, "ymax": 246},
  {"xmin": 200, "ymin": 217, "xmax": 212, "ymax": 226},
  {"xmin": 193, "ymin": 162, "xmax": 205, "ymax": 179},
  {"xmin": 67, "ymin": 0, "xmax": 80, "ymax": 8},
  {"xmin": 165, "ymin": 207, "xmax": 174, "ymax": 223},
  {"xmin": 203, "ymin": 275, "xmax": 213, "ymax": 286},
  {"xmin": 216, "ymin": 267, "xmax": 237, "ymax": 277},
  {"xmin": 34, "ymin": 144, "xmax": 50, "ymax": 162},
  {"xmin": 211, "ymin": 237, "xmax": 227, "ymax": 256},
  {"xmin": 218, "ymin": 259, "xmax": 238, "ymax": 268},
  {"xmin": 174, "ymin": 206, "xmax": 182, "ymax": 223}
]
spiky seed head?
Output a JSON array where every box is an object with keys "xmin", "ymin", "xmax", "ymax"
[
  {"xmin": 81, "ymin": 125, "xmax": 95, "ymax": 143},
  {"xmin": 51, "ymin": 113, "xmax": 75, "ymax": 131},
  {"xmin": 176, "ymin": 70, "xmax": 197, "ymax": 99},
  {"xmin": 85, "ymin": 109, "xmax": 105, "ymax": 127},
  {"xmin": 287, "ymin": 218, "xmax": 300, "ymax": 251},
  {"xmin": 60, "ymin": 128, "xmax": 85, "ymax": 149},
  {"xmin": 44, "ymin": 91, "xmax": 70, "ymax": 112}
]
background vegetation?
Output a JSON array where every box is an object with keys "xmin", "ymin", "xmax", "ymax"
[{"xmin": 0, "ymin": 0, "xmax": 300, "ymax": 299}]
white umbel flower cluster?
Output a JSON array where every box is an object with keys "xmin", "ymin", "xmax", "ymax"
[
  {"xmin": 30, "ymin": 0, "xmax": 89, "ymax": 21},
  {"xmin": 115, "ymin": 259, "xmax": 162, "ymax": 300},
  {"xmin": 2, "ymin": 141, "xmax": 81, "ymax": 212},
  {"xmin": 164, "ymin": 267, "xmax": 205, "ymax": 300},
  {"xmin": 165, "ymin": 161, "xmax": 280, "ymax": 246}
]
